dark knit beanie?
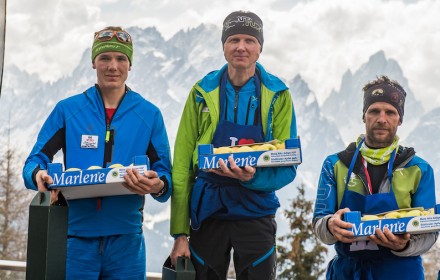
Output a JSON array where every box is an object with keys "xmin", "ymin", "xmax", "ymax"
[
  {"xmin": 221, "ymin": 11, "xmax": 264, "ymax": 50},
  {"xmin": 362, "ymin": 75, "xmax": 406, "ymax": 123}
]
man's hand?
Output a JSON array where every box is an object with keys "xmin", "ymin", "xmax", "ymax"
[
  {"xmin": 123, "ymin": 168, "xmax": 164, "ymax": 195},
  {"xmin": 170, "ymin": 235, "xmax": 190, "ymax": 267},
  {"xmin": 35, "ymin": 170, "xmax": 59, "ymax": 204},
  {"xmin": 209, "ymin": 155, "xmax": 256, "ymax": 182},
  {"xmin": 327, "ymin": 208, "xmax": 356, "ymax": 243},
  {"xmin": 369, "ymin": 227, "xmax": 410, "ymax": 251}
]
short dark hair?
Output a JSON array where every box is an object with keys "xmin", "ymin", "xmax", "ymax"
[{"xmin": 362, "ymin": 75, "xmax": 405, "ymax": 94}]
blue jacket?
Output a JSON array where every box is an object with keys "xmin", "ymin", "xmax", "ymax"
[
  {"xmin": 313, "ymin": 143, "xmax": 437, "ymax": 279},
  {"xmin": 23, "ymin": 85, "xmax": 172, "ymax": 237}
]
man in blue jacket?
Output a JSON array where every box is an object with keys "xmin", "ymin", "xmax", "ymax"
[
  {"xmin": 23, "ymin": 26, "xmax": 172, "ymax": 279},
  {"xmin": 312, "ymin": 75, "xmax": 437, "ymax": 279}
]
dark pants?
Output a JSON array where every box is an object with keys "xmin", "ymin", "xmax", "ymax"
[{"xmin": 189, "ymin": 216, "xmax": 277, "ymax": 280}]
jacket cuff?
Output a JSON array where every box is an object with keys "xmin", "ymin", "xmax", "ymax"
[
  {"xmin": 151, "ymin": 175, "xmax": 169, "ymax": 198},
  {"xmin": 173, "ymin": 233, "xmax": 188, "ymax": 240},
  {"xmin": 32, "ymin": 166, "xmax": 42, "ymax": 188}
]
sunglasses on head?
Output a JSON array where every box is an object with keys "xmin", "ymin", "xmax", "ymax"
[{"xmin": 94, "ymin": 29, "xmax": 132, "ymax": 43}]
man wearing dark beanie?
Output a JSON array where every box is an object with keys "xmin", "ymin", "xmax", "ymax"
[
  {"xmin": 23, "ymin": 26, "xmax": 172, "ymax": 279},
  {"xmin": 362, "ymin": 75, "xmax": 406, "ymax": 123},
  {"xmin": 170, "ymin": 10, "xmax": 298, "ymax": 280},
  {"xmin": 221, "ymin": 11, "xmax": 264, "ymax": 50},
  {"xmin": 312, "ymin": 75, "xmax": 437, "ymax": 279}
]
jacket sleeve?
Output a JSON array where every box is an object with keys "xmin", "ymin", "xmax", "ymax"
[
  {"xmin": 392, "ymin": 232, "xmax": 438, "ymax": 257},
  {"xmin": 312, "ymin": 155, "xmax": 340, "ymax": 244},
  {"xmin": 410, "ymin": 160, "xmax": 436, "ymax": 209},
  {"xmin": 392, "ymin": 160, "xmax": 438, "ymax": 256},
  {"xmin": 22, "ymin": 102, "xmax": 66, "ymax": 190},
  {"xmin": 148, "ymin": 108, "xmax": 173, "ymax": 203},
  {"xmin": 170, "ymin": 88, "xmax": 199, "ymax": 236},
  {"xmin": 240, "ymin": 90, "xmax": 297, "ymax": 191}
]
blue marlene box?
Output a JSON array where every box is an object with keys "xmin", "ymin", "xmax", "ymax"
[
  {"xmin": 344, "ymin": 204, "xmax": 440, "ymax": 239},
  {"xmin": 47, "ymin": 156, "xmax": 149, "ymax": 200},
  {"xmin": 198, "ymin": 138, "xmax": 302, "ymax": 169}
]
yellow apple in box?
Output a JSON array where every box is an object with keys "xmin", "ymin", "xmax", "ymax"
[
  {"xmin": 405, "ymin": 209, "xmax": 422, "ymax": 217},
  {"xmin": 109, "ymin": 163, "xmax": 124, "ymax": 168},
  {"xmin": 236, "ymin": 146, "xmax": 254, "ymax": 152},
  {"xmin": 214, "ymin": 147, "xmax": 233, "ymax": 154},
  {"xmin": 361, "ymin": 215, "xmax": 380, "ymax": 221},
  {"xmin": 426, "ymin": 208, "xmax": 435, "ymax": 215},
  {"xmin": 384, "ymin": 211, "xmax": 400, "ymax": 219},
  {"xmin": 256, "ymin": 143, "xmax": 277, "ymax": 151},
  {"xmin": 421, "ymin": 210, "xmax": 430, "ymax": 216},
  {"xmin": 420, "ymin": 209, "xmax": 435, "ymax": 216},
  {"xmin": 397, "ymin": 211, "xmax": 407, "ymax": 218},
  {"xmin": 276, "ymin": 142, "xmax": 285, "ymax": 150},
  {"xmin": 88, "ymin": 166, "xmax": 102, "ymax": 170},
  {"xmin": 231, "ymin": 146, "xmax": 240, "ymax": 152},
  {"xmin": 65, "ymin": 168, "xmax": 81, "ymax": 172},
  {"xmin": 250, "ymin": 144, "xmax": 261, "ymax": 150}
]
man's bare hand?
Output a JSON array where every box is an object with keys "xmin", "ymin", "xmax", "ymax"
[
  {"xmin": 35, "ymin": 170, "xmax": 59, "ymax": 204},
  {"xmin": 327, "ymin": 208, "xmax": 356, "ymax": 243},
  {"xmin": 369, "ymin": 227, "xmax": 410, "ymax": 251},
  {"xmin": 123, "ymin": 168, "xmax": 164, "ymax": 195},
  {"xmin": 170, "ymin": 235, "xmax": 190, "ymax": 267},
  {"xmin": 209, "ymin": 155, "xmax": 256, "ymax": 182}
]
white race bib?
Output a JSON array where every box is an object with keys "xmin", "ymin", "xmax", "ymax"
[{"xmin": 81, "ymin": 135, "xmax": 98, "ymax": 149}]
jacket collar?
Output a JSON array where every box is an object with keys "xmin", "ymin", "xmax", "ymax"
[
  {"xmin": 85, "ymin": 85, "xmax": 144, "ymax": 120},
  {"xmin": 197, "ymin": 62, "xmax": 288, "ymax": 94}
]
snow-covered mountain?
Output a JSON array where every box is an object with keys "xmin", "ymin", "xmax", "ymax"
[
  {"xmin": 289, "ymin": 74, "xmax": 345, "ymax": 192},
  {"xmin": 322, "ymin": 50, "xmax": 424, "ymax": 144},
  {"xmin": 1, "ymin": 24, "xmax": 438, "ymax": 273}
]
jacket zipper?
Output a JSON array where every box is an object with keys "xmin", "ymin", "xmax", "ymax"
[{"xmin": 234, "ymin": 89, "xmax": 239, "ymax": 123}]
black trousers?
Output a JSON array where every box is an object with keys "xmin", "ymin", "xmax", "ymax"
[{"xmin": 189, "ymin": 216, "xmax": 277, "ymax": 280}]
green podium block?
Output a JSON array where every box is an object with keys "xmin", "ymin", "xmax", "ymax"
[
  {"xmin": 26, "ymin": 191, "xmax": 68, "ymax": 280},
  {"xmin": 162, "ymin": 256, "xmax": 196, "ymax": 280}
]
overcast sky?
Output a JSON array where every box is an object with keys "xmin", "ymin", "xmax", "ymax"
[{"xmin": 5, "ymin": 0, "xmax": 440, "ymax": 109}]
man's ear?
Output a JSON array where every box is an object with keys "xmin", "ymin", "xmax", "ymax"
[
  {"xmin": 129, "ymin": 66, "xmax": 131, "ymax": 71},
  {"xmin": 92, "ymin": 62, "xmax": 96, "ymax": 69}
]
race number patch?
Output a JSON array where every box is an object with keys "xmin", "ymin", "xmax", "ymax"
[{"xmin": 81, "ymin": 135, "xmax": 98, "ymax": 149}]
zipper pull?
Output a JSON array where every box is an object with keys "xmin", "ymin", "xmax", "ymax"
[{"xmin": 106, "ymin": 129, "xmax": 111, "ymax": 143}]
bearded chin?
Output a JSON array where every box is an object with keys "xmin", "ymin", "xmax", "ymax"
[{"xmin": 366, "ymin": 133, "xmax": 394, "ymax": 148}]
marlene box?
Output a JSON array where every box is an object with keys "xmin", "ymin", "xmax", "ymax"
[
  {"xmin": 344, "ymin": 204, "xmax": 440, "ymax": 238},
  {"xmin": 198, "ymin": 138, "xmax": 302, "ymax": 169},
  {"xmin": 47, "ymin": 156, "xmax": 149, "ymax": 200}
]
